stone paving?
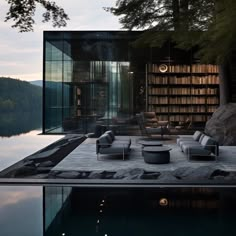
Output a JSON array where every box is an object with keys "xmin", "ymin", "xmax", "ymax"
[{"xmin": 53, "ymin": 136, "xmax": 236, "ymax": 173}]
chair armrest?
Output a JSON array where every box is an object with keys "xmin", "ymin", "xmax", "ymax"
[{"xmin": 185, "ymin": 144, "xmax": 218, "ymax": 160}]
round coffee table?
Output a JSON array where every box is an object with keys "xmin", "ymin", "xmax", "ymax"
[
  {"xmin": 143, "ymin": 146, "xmax": 171, "ymax": 164},
  {"xmin": 138, "ymin": 140, "xmax": 163, "ymax": 147}
]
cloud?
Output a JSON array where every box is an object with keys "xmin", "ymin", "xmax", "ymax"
[
  {"xmin": 0, "ymin": 0, "xmax": 121, "ymax": 81},
  {"xmin": 0, "ymin": 72, "xmax": 42, "ymax": 81}
]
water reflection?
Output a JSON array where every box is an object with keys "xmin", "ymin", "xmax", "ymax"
[
  {"xmin": 44, "ymin": 187, "xmax": 236, "ymax": 236},
  {"xmin": 0, "ymin": 130, "xmax": 63, "ymax": 171},
  {"xmin": 0, "ymin": 111, "xmax": 41, "ymax": 137},
  {"xmin": 0, "ymin": 186, "xmax": 42, "ymax": 236}
]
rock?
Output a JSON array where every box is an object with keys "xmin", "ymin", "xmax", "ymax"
[
  {"xmin": 102, "ymin": 171, "xmax": 115, "ymax": 179},
  {"xmin": 88, "ymin": 171, "xmax": 104, "ymax": 179},
  {"xmin": 157, "ymin": 171, "xmax": 178, "ymax": 182},
  {"xmin": 205, "ymin": 103, "xmax": 236, "ymax": 145},
  {"xmin": 38, "ymin": 161, "xmax": 54, "ymax": 167},
  {"xmin": 113, "ymin": 168, "xmax": 145, "ymax": 179},
  {"xmin": 28, "ymin": 147, "xmax": 60, "ymax": 160},
  {"xmin": 36, "ymin": 167, "xmax": 52, "ymax": 173},
  {"xmin": 14, "ymin": 166, "xmax": 37, "ymax": 177},
  {"xmin": 173, "ymin": 166, "xmax": 221, "ymax": 180},
  {"xmin": 141, "ymin": 172, "xmax": 160, "ymax": 179},
  {"xmin": 23, "ymin": 160, "xmax": 36, "ymax": 167},
  {"xmin": 80, "ymin": 172, "xmax": 90, "ymax": 178},
  {"xmin": 56, "ymin": 171, "xmax": 80, "ymax": 179},
  {"xmin": 25, "ymin": 174, "xmax": 49, "ymax": 179},
  {"xmin": 173, "ymin": 167, "xmax": 195, "ymax": 179},
  {"xmin": 210, "ymin": 169, "xmax": 230, "ymax": 178}
]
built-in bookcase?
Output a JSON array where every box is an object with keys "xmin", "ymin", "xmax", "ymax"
[{"xmin": 147, "ymin": 63, "xmax": 219, "ymax": 124}]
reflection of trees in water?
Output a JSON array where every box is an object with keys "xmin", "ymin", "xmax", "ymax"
[{"xmin": 0, "ymin": 111, "xmax": 42, "ymax": 137}]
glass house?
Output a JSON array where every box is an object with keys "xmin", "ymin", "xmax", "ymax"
[{"xmin": 43, "ymin": 31, "xmax": 219, "ymax": 135}]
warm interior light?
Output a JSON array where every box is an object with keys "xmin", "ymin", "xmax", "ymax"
[{"xmin": 159, "ymin": 198, "xmax": 168, "ymax": 206}]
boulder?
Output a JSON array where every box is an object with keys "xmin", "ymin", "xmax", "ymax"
[
  {"xmin": 205, "ymin": 103, "xmax": 236, "ymax": 145},
  {"xmin": 141, "ymin": 172, "xmax": 160, "ymax": 179},
  {"xmin": 38, "ymin": 160, "xmax": 55, "ymax": 167},
  {"xmin": 113, "ymin": 168, "xmax": 145, "ymax": 179},
  {"xmin": 56, "ymin": 171, "xmax": 80, "ymax": 179}
]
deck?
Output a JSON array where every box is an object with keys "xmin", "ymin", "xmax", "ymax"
[{"xmin": 53, "ymin": 136, "xmax": 236, "ymax": 173}]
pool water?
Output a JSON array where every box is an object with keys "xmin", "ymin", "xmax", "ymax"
[
  {"xmin": 44, "ymin": 187, "xmax": 236, "ymax": 236},
  {"xmin": 1, "ymin": 186, "xmax": 236, "ymax": 236}
]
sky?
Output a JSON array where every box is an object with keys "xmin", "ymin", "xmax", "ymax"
[{"xmin": 0, "ymin": 0, "xmax": 122, "ymax": 82}]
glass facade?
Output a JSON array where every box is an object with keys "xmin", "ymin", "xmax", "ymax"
[
  {"xmin": 43, "ymin": 31, "xmax": 147, "ymax": 134},
  {"xmin": 43, "ymin": 31, "xmax": 219, "ymax": 135}
]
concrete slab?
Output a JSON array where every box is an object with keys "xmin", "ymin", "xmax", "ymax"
[{"xmin": 53, "ymin": 136, "xmax": 236, "ymax": 172}]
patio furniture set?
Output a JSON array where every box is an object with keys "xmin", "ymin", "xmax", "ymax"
[
  {"xmin": 177, "ymin": 130, "xmax": 219, "ymax": 160},
  {"xmin": 96, "ymin": 130, "xmax": 171, "ymax": 163},
  {"xmin": 96, "ymin": 129, "xmax": 219, "ymax": 163}
]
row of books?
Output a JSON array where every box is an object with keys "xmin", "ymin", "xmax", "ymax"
[
  {"xmin": 148, "ymin": 64, "xmax": 219, "ymax": 73},
  {"xmin": 192, "ymin": 64, "xmax": 219, "ymax": 73},
  {"xmin": 148, "ymin": 105, "xmax": 218, "ymax": 113},
  {"xmin": 148, "ymin": 87, "xmax": 218, "ymax": 95},
  {"xmin": 170, "ymin": 115, "xmax": 207, "ymax": 122},
  {"xmin": 207, "ymin": 106, "xmax": 218, "ymax": 112},
  {"xmin": 192, "ymin": 75, "xmax": 219, "ymax": 84},
  {"xmin": 148, "ymin": 75, "xmax": 219, "ymax": 84},
  {"xmin": 191, "ymin": 88, "xmax": 218, "ymax": 95},
  {"xmin": 148, "ymin": 96, "xmax": 219, "ymax": 104},
  {"xmin": 206, "ymin": 97, "xmax": 219, "ymax": 104},
  {"xmin": 168, "ymin": 115, "xmax": 208, "ymax": 122}
]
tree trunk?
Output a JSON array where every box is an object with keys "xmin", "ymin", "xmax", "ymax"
[{"xmin": 219, "ymin": 60, "xmax": 230, "ymax": 105}]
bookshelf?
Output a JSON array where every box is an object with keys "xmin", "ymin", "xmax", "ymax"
[{"xmin": 146, "ymin": 63, "xmax": 219, "ymax": 124}]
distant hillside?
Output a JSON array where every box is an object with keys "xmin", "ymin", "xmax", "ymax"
[
  {"xmin": 0, "ymin": 77, "xmax": 42, "ymax": 112},
  {"xmin": 30, "ymin": 80, "xmax": 42, "ymax": 87}
]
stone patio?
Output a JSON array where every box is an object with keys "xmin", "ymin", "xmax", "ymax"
[{"xmin": 53, "ymin": 136, "xmax": 236, "ymax": 173}]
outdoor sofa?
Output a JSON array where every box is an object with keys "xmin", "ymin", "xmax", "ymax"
[
  {"xmin": 177, "ymin": 131, "xmax": 219, "ymax": 160},
  {"xmin": 96, "ymin": 130, "xmax": 131, "ymax": 160}
]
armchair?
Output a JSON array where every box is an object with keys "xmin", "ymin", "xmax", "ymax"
[{"xmin": 137, "ymin": 112, "xmax": 170, "ymax": 138}]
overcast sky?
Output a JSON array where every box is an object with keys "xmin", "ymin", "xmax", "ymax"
[{"xmin": 0, "ymin": 0, "xmax": 122, "ymax": 81}]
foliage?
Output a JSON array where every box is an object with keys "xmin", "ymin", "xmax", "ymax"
[
  {"xmin": 5, "ymin": 0, "xmax": 69, "ymax": 32},
  {"xmin": 107, "ymin": 0, "xmax": 236, "ymax": 62},
  {"xmin": 0, "ymin": 77, "xmax": 42, "ymax": 112}
]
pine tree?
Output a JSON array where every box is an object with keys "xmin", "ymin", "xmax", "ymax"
[{"xmin": 108, "ymin": 0, "xmax": 236, "ymax": 104}]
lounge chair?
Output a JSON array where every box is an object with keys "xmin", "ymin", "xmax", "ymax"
[{"xmin": 137, "ymin": 112, "xmax": 170, "ymax": 138}]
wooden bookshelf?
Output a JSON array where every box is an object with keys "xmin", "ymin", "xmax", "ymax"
[{"xmin": 146, "ymin": 63, "xmax": 219, "ymax": 123}]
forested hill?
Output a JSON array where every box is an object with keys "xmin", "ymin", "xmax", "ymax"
[{"xmin": 0, "ymin": 77, "xmax": 42, "ymax": 112}]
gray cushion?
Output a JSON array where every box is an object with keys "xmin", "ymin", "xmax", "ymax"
[
  {"xmin": 193, "ymin": 131, "xmax": 202, "ymax": 141},
  {"xmin": 200, "ymin": 135, "xmax": 217, "ymax": 152},
  {"xmin": 177, "ymin": 137, "xmax": 194, "ymax": 146},
  {"xmin": 98, "ymin": 134, "xmax": 112, "ymax": 147},
  {"xmin": 199, "ymin": 134, "xmax": 205, "ymax": 143},
  {"xmin": 179, "ymin": 140, "xmax": 200, "ymax": 151},
  {"xmin": 99, "ymin": 143, "xmax": 130, "ymax": 154},
  {"xmin": 113, "ymin": 139, "xmax": 131, "ymax": 146},
  {"xmin": 105, "ymin": 130, "xmax": 115, "ymax": 141},
  {"xmin": 182, "ymin": 145, "xmax": 211, "ymax": 156}
]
